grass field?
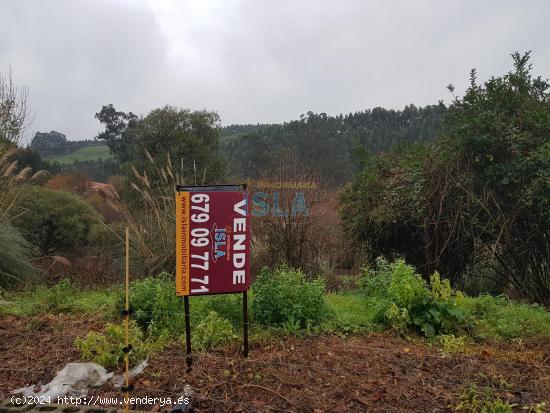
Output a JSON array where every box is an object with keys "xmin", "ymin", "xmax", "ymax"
[
  {"xmin": 43, "ymin": 145, "xmax": 112, "ymax": 164},
  {"xmin": 0, "ymin": 281, "xmax": 548, "ymax": 411}
]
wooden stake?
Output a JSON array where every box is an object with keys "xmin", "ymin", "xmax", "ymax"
[{"xmin": 124, "ymin": 227, "xmax": 129, "ymax": 413}]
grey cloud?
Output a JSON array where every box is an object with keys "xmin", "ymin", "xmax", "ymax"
[{"xmin": 0, "ymin": 0, "xmax": 549, "ymax": 143}]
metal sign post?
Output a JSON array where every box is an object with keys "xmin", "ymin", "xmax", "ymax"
[
  {"xmin": 183, "ymin": 295, "xmax": 192, "ymax": 372},
  {"xmin": 176, "ymin": 184, "xmax": 251, "ymax": 369},
  {"xmin": 243, "ymin": 291, "xmax": 249, "ymax": 357}
]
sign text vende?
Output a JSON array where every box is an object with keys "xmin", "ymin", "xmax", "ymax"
[{"xmin": 176, "ymin": 186, "xmax": 250, "ymax": 296}]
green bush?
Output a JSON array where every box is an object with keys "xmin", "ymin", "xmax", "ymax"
[
  {"xmin": 387, "ymin": 259, "xmax": 429, "ymax": 309},
  {"xmin": 192, "ymin": 311, "xmax": 236, "ymax": 349},
  {"xmin": 75, "ymin": 321, "xmax": 168, "ymax": 367},
  {"xmin": 123, "ymin": 273, "xmax": 182, "ymax": 335},
  {"xmin": 88, "ymin": 221, "xmax": 124, "ymax": 251},
  {"xmin": 124, "ymin": 274, "xmax": 244, "ymax": 339},
  {"xmin": 196, "ymin": 293, "xmax": 243, "ymax": 327},
  {"xmin": 360, "ymin": 258, "xmax": 466, "ymax": 337},
  {"xmin": 13, "ymin": 186, "xmax": 102, "ymax": 254},
  {"xmin": 453, "ymin": 384, "xmax": 515, "ymax": 413},
  {"xmin": 359, "ymin": 256, "xmax": 393, "ymax": 298},
  {"xmin": 0, "ymin": 223, "xmax": 35, "ymax": 288},
  {"xmin": 252, "ymin": 266, "xmax": 328, "ymax": 330},
  {"xmin": 438, "ymin": 335, "xmax": 469, "ymax": 355},
  {"xmin": 34, "ymin": 278, "xmax": 76, "ymax": 313}
]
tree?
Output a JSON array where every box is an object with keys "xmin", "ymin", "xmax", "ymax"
[
  {"xmin": 13, "ymin": 186, "xmax": 102, "ymax": 254},
  {"xmin": 30, "ymin": 131, "xmax": 67, "ymax": 154},
  {"xmin": 223, "ymin": 105, "xmax": 446, "ymax": 185},
  {"xmin": 341, "ymin": 52, "xmax": 550, "ymax": 303},
  {"xmin": 250, "ymin": 152, "xmax": 329, "ymax": 273},
  {"xmin": 441, "ymin": 51, "xmax": 550, "ymax": 303},
  {"xmin": 0, "ymin": 68, "xmax": 30, "ymax": 145},
  {"xmin": 95, "ymin": 104, "xmax": 138, "ymax": 163},
  {"xmin": 96, "ymin": 105, "xmax": 227, "ymax": 184}
]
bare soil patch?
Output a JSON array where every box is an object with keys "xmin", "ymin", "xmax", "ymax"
[{"xmin": 1, "ymin": 315, "xmax": 548, "ymax": 412}]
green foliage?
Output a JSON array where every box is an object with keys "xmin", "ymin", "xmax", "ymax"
[
  {"xmin": 341, "ymin": 52, "xmax": 550, "ymax": 303},
  {"xmin": 360, "ymin": 258, "xmax": 466, "ymax": 337},
  {"xmin": 449, "ymin": 383, "xmax": 546, "ymax": 413},
  {"xmin": 387, "ymin": 259, "xmax": 429, "ymax": 309},
  {"xmin": 441, "ymin": 51, "xmax": 550, "ymax": 303},
  {"xmin": 191, "ymin": 311, "xmax": 236, "ymax": 350},
  {"xmin": 252, "ymin": 266, "xmax": 328, "ymax": 330},
  {"xmin": 12, "ymin": 147, "xmax": 60, "ymax": 176},
  {"xmin": 452, "ymin": 384, "xmax": 523, "ymax": 413},
  {"xmin": 408, "ymin": 297, "xmax": 466, "ymax": 338},
  {"xmin": 96, "ymin": 104, "xmax": 227, "ymax": 183},
  {"xmin": 320, "ymin": 293, "xmax": 380, "ymax": 334},
  {"xmin": 195, "ymin": 293, "xmax": 243, "ymax": 327},
  {"xmin": 31, "ymin": 131, "xmax": 67, "ymax": 154},
  {"xmin": 359, "ymin": 256, "xmax": 393, "ymax": 298},
  {"xmin": 3, "ymin": 279, "xmax": 79, "ymax": 314},
  {"xmin": 58, "ymin": 158, "xmax": 120, "ymax": 182},
  {"xmin": 34, "ymin": 279, "xmax": 76, "ymax": 312},
  {"xmin": 75, "ymin": 321, "xmax": 167, "ymax": 367},
  {"xmin": 357, "ymin": 258, "xmax": 548, "ymax": 340},
  {"xmin": 0, "ymin": 279, "xmax": 119, "ymax": 316},
  {"xmin": 13, "ymin": 185, "xmax": 102, "ymax": 254},
  {"xmin": 0, "ymin": 223, "xmax": 35, "ymax": 288},
  {"xmin": 340, "ymin": 143, "xmax": 432, "ymax": 271},
  {"xmin": 431, "ymin": 271, "xmax": 462, "ymax": 301},
  {"xmin": 460, "ymin": 295, "xmax": 550, "ymax": 340},
  {"xmin": 124, "ymin": 273, "xmax": 182, "ymax": 335},
  {"xmin": 225, "ymin": 105, "xmax": 446, "ymax": 185},
  {"xmin": 123, "ymin": 275, "xmax": 244, "ymax": 338},
  {"xmin": 438, "ymin": 334, "xmax": 469, "ymax": 355}
]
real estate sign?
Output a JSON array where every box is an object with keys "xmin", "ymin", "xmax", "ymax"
[{"xmin": 175, "ymin": 185, "xmax": 250, "ymax": 296}]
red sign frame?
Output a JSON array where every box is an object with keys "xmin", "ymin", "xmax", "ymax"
[{"xmin": 176, "ymin": 185, "xmax": 250, "ymax": 296}]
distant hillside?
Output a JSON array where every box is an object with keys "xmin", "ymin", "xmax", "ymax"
[
  {"xmin": 43, "ymin": 145, "xmax": 112, "ymax": 164},
  {"xmin": 221, "ymin": 104, "xmax": 447, "ymax": 184},
  {"xmin": 219, "ymin": 124, "xmax": 274, "ymax": 143},
  {"xmin": 30, "ymin": 131, "xmax": 107, "ymax": 158}
]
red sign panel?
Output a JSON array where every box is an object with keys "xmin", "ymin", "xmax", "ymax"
[{"xmin": 176, "ymin": 186, "xmax": 250, "ymax": 296}]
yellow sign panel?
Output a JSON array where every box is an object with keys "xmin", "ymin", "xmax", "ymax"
[{"xmin": 175, "ymin": 192, "xmax": 190, "ymax": 296}]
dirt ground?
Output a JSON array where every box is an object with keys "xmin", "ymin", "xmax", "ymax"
[{"xmin": 0, "ymin": 314, "xmax": 548, "ymax": 412}]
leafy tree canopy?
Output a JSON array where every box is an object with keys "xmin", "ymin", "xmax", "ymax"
[
  {"xmin": 96, "ymin": 104, "xmax": 227, "ymax": 184},
  {"xmin": 224, "ymin": 105, "xmax": 446, "ymax": 185},
  {"xmin": 30, "ymin": 131, "xmax": 67, "ymax": 153},
  {"xmin": 341, "ymin": 52, "xmax": 550, "ymax": 303}
]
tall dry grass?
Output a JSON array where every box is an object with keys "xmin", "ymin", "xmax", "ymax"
[
  {"xmin": 112, "ymin": 150, "xmax": 206, "ymax": 276},
  {"xmin": 0, "ymin": 143, "xmax": 48, "ymax": 287}
]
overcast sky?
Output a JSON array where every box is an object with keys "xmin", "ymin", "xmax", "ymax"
[{"xmin": 1, "ymin": 0, "xmax": 549, "ymax": 143}]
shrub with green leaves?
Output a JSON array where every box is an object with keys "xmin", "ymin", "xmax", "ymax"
[
  {"xmin": 360, "ymin": 258, "xmax": 466, "ymax": 337},
  {"xmin": 197, "ymin": 293, "xmax": 243, "ymax": 327},
  {"xmin": 13, "ymin": 185, "xmax": 102, "ymax": 254},
  {"xmin": 75, "ymin": 321, "xmax": 168, "ymax": 368},
  {"xmin": 359, "ymin": 256, "xmax": 393, "ymax": 297},
  {"xmin": 35, "ymin": 278, "xmax": 76, "ymax": 313},
  {"xmin": 438, "ymin": 334, "xmax": 469, "ymax": 355},
  {"xmin": 191, "ymin": 311, "xmax": 236, "ymax": 349},
  {"xmin": 252, "ymin": 266, "xmax": 328, "ymax": 330},
  {"xmin": 123, "ymin": 273, "xmax": 182, "ymax": 335},
  {"xmin": 453, "ymin": 384, "xmax": 513, "ymax": 413},
  {"xmin": 123, "ymin": 274, "xmax": 244, "ymax": 339},
  {"xmin": 387, "ymin": 259, "xmax": 429, "ymax": 309}
]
